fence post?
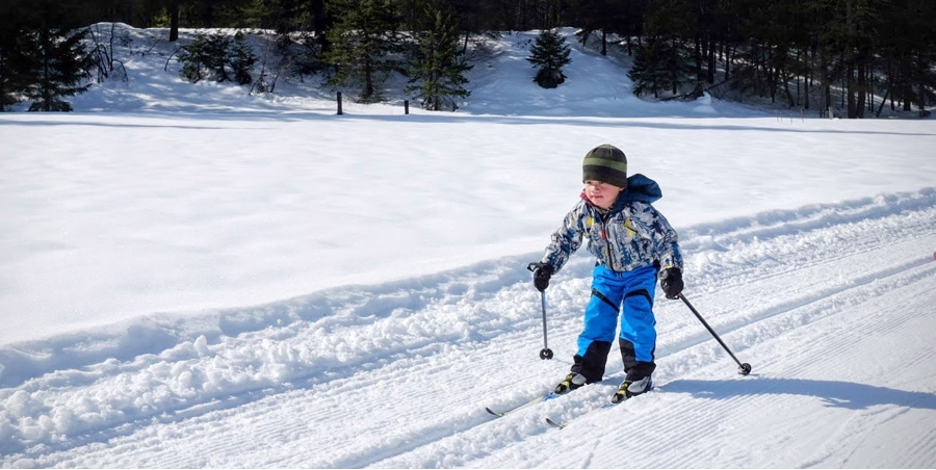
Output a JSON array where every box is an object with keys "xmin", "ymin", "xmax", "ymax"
[
  {"xmin": 404, "ymin": 100, "xmax": 409, "ymax": 115},
  {"xmin": 337, "ymin": 92, "xmax": 343, "ymax": 115}
]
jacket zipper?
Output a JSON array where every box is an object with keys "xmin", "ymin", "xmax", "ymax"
[{"xmin": 599, "ymin": 212, "xmax": 618, "ymax": 272}]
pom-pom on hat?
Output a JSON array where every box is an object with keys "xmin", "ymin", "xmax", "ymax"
[{"xmin": 583, "ymin": 144, "xmax": 628, "ymax": 189}]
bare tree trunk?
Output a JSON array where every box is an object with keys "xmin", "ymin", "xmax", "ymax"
[
  {"xmin": 804, "ymin": 45, "xmax": 812, "ymax": 110},
  {"xmin": 707, "ymin": 37, "xmax": 716, "ymax": 83},
  {"xmin": 918, "ymin": 55, "xmax": 928, "ymax": 117},
  {"xmin": 855, "ymin": 49, "xmax": 867, "ymax": 118},
  {"xmin": 725, "ymin": 43, "xmax": 732, "ymax": 82},
  {"xmin": 312, "ymin": 0, "xmax": 329, "ymax": 51},
  {"xmin": 169, "ymin": 0, "xmax": 179, "ymax": 42},
  {"xmin": 695, "ymin": 34, "xmax": 702, "ymax": 82},
  {"xmin": 875, "ymin": 88, "xmax": 889, "ymax": 117},
  {"xmin": 846, "ymin": 62, "xmax": 856, "ymax": 118},
  {"xmin": 516, "ymin": 0, "xmax": 525, "ymax": 31}
]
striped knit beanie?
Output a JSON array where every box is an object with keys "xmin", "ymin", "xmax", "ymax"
[{"xmin": 582, "ymin": 144, "xmax": 628, "ymax": 189}]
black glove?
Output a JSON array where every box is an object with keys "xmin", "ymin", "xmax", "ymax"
[
  {"xmin": 527, "ymin": 262, "xmax": 554, "ymax": 292},
  {"xmin": 660, "ymin": 267, "xmax": 684, "ymax": 299}
]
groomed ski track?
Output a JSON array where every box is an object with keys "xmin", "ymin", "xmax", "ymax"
[{"xmin": 2, "ymin": 189, "xmax": 935, "ymax": 468}]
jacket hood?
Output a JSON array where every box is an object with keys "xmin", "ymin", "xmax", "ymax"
[
  {"xmin": 617, "ymin": 173, "xmax": 662, "ymax": 204},
  {"xmin": 581, "ymin": 173, "xmax": 662, "ymax": 210}
]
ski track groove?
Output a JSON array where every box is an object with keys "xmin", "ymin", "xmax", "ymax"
[
  {"xmin": 371, "ymin": 219, "xmax": 936, "ymax": 466},
  {"xmin": 38, "ymin": 207, "xmax": 936, "ymax": 468},
  {"xmin": 470, "ymin": 253, "xmax": 935, "ymax": 468},
  {"xmin": 2, "ymin": 190, "xmax": 934, "ymax": 467},
  {"xmin": 655, "ymin": 249, "xmax": 934, "ymax": 378},
  {"xmin": 436, "ymin": 194, "xmax": 936, "ymax": 467}
]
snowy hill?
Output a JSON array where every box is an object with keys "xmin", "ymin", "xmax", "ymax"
[
  {"xmin": 45, "ymin": 24, "xmax": 765, "ymax": 117},
  {"xmin": 1, "ymin": 25, "xmax": 935, "ymax": 468}
]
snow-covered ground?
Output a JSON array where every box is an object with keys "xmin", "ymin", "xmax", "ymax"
[{"xmin": 1, "ymin": 25, "xmax": 934, "ymax": 468}]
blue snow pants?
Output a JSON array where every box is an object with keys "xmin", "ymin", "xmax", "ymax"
[{"xmin": 571, "ymin": 263, "xmax": 658, "ymax": 383}]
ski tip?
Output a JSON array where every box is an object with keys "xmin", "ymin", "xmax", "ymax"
[
  {"xmin": 545, "ymin": 417, "xmax": 567, "ymax": 429},
  {"xmin": 485, "ymin": 407, "xmax": 506, "ymax": 418}
]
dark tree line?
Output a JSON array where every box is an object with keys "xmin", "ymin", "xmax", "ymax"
[{"xmin": 2, "ymin": 0, "xmax": 934, "ymax": 116}]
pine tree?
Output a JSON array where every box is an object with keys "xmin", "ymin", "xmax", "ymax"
[
  {"xmin": 0, "ymin": 32, "xmax": 26, "ymax": 111},
  {"xmin": 21, "ymin": 27, "xmax": 91, "ymax": 112},
  {"xmin": 628, "ymin": 37, "xmax": 669, "ymax": 98},
  {"xmin": 527, "ymin": 29, "xmax": 571, "ymax": 88},
  {"xmin": 324, "ymin": 0, "xmax": 402, "ymax": 103},
  {"xmin": 0, "ymin": 0, "xmax": 25, "ymax": 111},
  {"xmin": 180, "ymin": 33, "xmax": 230, "ymax": 83},
  {"xmin": 229, "ymin": 31, "xmax": 257, "ymax": 85},
  {"xmin": 407, "ymin": 8, "xmax": 472, "ymax": 111},
  {"xmin": 630, "ymin": 0, "xmax": 694, "ymax": 97},
  {"xmin": 179, "ymin": 31, "xmax": 257, "ymax": 85}
]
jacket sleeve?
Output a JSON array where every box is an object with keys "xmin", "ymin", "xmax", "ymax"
[
  {"xmin": 540, "ymin": 201, "xmax": 587, "ymax": 273},
  {"xmin": 650, "ymin": 207, "xmax": 683, "ymax": 271}
]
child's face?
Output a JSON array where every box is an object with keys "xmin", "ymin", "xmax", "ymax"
[{"xmin": 584, "ymin": 180, "xmax": 623, "ymax": 209}]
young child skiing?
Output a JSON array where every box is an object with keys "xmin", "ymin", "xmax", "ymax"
[{"xmin": 529, "ymin": 143, "xmax": 684, "ymax": 403}]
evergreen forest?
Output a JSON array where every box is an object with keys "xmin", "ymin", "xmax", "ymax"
[{"xmin": 1, "ymin": 0, "xmax": 934, "ymax": 117}]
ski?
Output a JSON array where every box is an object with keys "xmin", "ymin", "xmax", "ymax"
[
  {"xmin": 487, "ymin": 380, "xmax": 616, "ymax": 419},
  {"xmin": 545, "ymin": 395, "xmax": 633, "ymax": 429},
  {"xmin": 486, "ymin": 392, "xmax": 558, "ymax": 418}
]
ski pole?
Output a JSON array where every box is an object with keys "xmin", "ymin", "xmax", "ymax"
[
  {"xmin": 538, "ymin": 291, "xmax": 554, "ymax": 360},
  {"xmin": 527, "ymin": 263, "xmax": 554, "ymax": 360},
  {"xmin": 678, "ymin": 293, "xmax": 752, "ymax": 375}
]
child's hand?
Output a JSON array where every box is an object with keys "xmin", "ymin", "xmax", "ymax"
[
  {"xmin": 527, "ymin": 262, "xmax": 554, "ymax": 292},
  {"xmin": 660, "ymin": 267, "xmax": 684, "ymax": 299}
]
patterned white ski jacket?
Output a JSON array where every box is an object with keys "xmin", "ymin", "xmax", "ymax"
[{"xmin": 540, "ymin": 174, "xmax": 683, "ymax": 274}]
